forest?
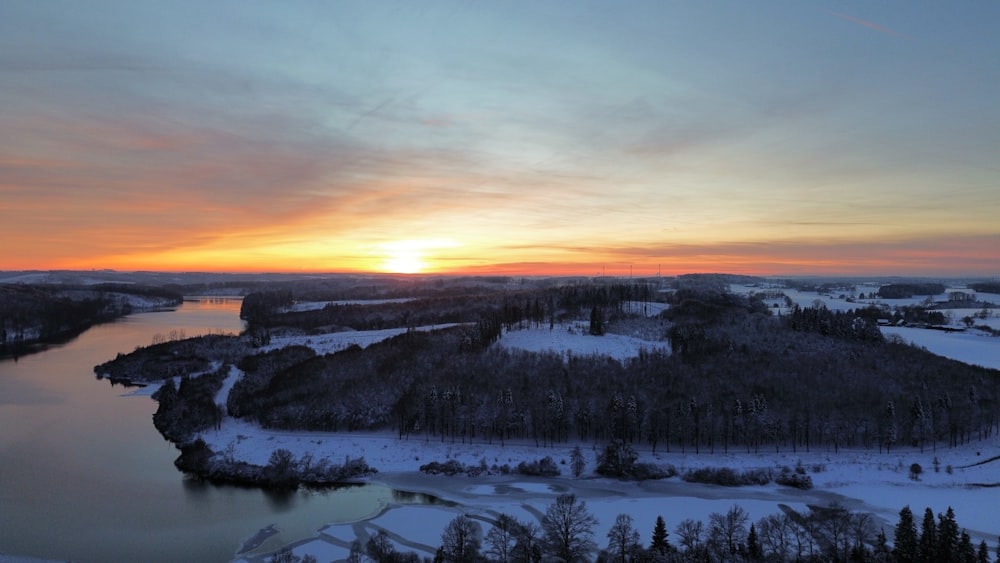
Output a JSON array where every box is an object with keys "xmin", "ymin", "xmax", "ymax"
[
  {"xmin": 95, "ymin": 276, "xmax": 1000, "ymax": 478},
  {"xmin": 0, "ymin": 282, "xmax": 182, "ymax": 358}
]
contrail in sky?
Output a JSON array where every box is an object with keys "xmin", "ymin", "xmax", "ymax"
[{"xmin": 825, "ymin": 10, "xmax": 909, "ymax": 39}]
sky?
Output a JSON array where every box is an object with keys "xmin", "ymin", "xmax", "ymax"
[{"xmin": 1, "ymin": 1, "xmax": 998, "ymax": 277}]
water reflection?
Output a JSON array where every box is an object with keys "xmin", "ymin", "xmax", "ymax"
[
  {"xmin": 262, "ymin": 488, "xmax": 299, "ymax": 511},
  {"xmin": 391, "ymin": 489, "xmax": 452, "ymax": 506},
  {"xmin": 0, "ymin": 297, "xmax": 448, "ymax": 562}
]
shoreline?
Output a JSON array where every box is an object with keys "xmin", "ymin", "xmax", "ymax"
[{"xmin": 197, "ymin": 418, "xmax": 1000, "ymax": 560}]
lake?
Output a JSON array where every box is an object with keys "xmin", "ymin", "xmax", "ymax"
[{"xmin": 0, "ymin": 298, "xmax": 404, "ymax": 562}]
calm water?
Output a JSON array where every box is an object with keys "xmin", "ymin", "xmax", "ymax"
[{"xmin": 0, "ymin": 298, "xmax": 397, "ymax": 562}]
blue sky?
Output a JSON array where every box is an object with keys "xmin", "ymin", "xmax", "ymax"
[{"xmin": 2, "ymin": 1, "xmax": 998, "ymax": 275}]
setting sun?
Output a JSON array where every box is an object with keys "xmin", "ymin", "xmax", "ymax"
[
  {"xmin": 382, "ymin": 252, "xmax": 425, "ymax": 274},
  {"xmin": 378, "ymin": 239, "xmax": 456, "ymax": 274}
]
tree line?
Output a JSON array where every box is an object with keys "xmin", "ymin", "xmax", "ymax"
[
  {"xmin": 1, "ymin": 283, "xmax": 182, "ymax": 358},
  {"xmin": 269, "ymin": 496, "xmax": 998, "ymax": 562}
]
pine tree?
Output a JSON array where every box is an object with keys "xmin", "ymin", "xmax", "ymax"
[
  {"xmin": 874, "ymin": 529, "xmax": 892, "ymax": 563},
  {"xmin": 918, "ymin": 507, "xmax": 937, "ymax": 563},
  {"xmin": 976, "ymin": 539, "xmax": 989, "ymax": 563},
  {"xmin": 937, "ymin": 507, "xmax": 959, "ymax": 562},
  {"xmin": 958, "ymin": 531, "xmax": 975, "ymax": 563},
  {"xmin": 651, "ymin": 515, "xmax": 670, "ymax": 555},
  {"xmin": 589, "ymin": 305, "xmax": 605, "ymax": 336},
  {"xmin": 894, "ymin": 505, "xmax": 918, "ymax": 563},
  {"xmin": 570, "ymin": 445, "xmax": 585, "ymax": 478},
  {"xmin": 747, "ymin": 523, "xmax": 763, "ymax": 561}
]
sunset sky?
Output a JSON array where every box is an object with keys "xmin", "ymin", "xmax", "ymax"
[{"xmin": 2, "ymin": 1, "xmax": 998, "ymax": 276}]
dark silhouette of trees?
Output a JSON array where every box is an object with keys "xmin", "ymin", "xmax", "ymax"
[
  {"xmin": 708, "ymin": 505, "xmax": 749, "ymax": 561},
  {"xmin": 484, "ymin": 514, "xmax": 519, "ymax": 563},
  {"xmin": 541, "ymin": 494, "xmax": 598, "ymax": 562},
  {"xmin": 894, "ymin": 505, "xmax": 919, "ymax": 562},
  {"xmin": 438, "ymin": 514, "xmax": 481, "ymax": 563},
  {"xmin": 606, "ymin": 513, "xmax": 641, "ymax": 563},
  {"xmin": 589, "ymin": 305, "xmax": 605, "ymax": 336},
  {"xmin": 650, "ymin": 515, "xmax": 670, "ymax": 556}
]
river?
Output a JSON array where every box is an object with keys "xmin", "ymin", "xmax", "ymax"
[{"xmin": 0, "ymin": 298, "xmax": 404, "ymax": 562}]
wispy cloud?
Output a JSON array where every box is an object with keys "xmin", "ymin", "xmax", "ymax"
[
  {"xmin": 825, "ymin": 10, "xmax": 909, "ymax": 39},
  {"xmin": 1, "ymin": 1, "xmax": 997, "ymax": 275}
]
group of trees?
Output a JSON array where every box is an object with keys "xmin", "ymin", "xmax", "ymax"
[
  {"xmin": 219, "ymin": 294, "xmax": 999, "ymax": 456},
  {"xmin": 1, "ymin": 283, "xmax": 180, "ymax": 357},
  {"xmin": 269, "ymin": 497, "xmax": 1000, "ymax": 562},
  {"xmin": 114, "ymin": 284, "xmax": 1000, "ymax": 469},
  {"xmin": 893, "ymin": 505, "xmax": 995, "ymax": 563},
  {"xmin": 877, "ymin": 284, "xmax": 947, "ymax": 299}
]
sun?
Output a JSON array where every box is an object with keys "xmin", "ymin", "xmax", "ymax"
[
  {"xmin": 383, "ymin": 251, "xmax": 426, "ymax": 274},
  {"xmin": 379, "ymin": 240, "xmax": 429, "ymax": 274},
  {"xmin": 377, "ymin": 238, "xmax": 457, "ymax": 274}
]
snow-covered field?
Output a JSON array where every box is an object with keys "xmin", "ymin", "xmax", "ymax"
[
  {"xmin": 882, "ymin": 326, "xmax": 1000, "ymax": 370},
  {"xmin": 497, "ymin": 322, "xmax": 669, "ymax": 362},
  {"xmin": 263, "ymin": 323, "xmax": 464, "ymax": 355},
  {"xmin": 732, "ymin": 283, "xmax": 1000, "ymax": 370}
]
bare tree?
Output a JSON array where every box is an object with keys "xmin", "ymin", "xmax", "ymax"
[
  {"xmin": 675, "ymin": 518, "xmax": 705, "ymax": 554},
  {"xmin": 484, "ymin": 514, "xmax": 519, "ymax": 563},
  {"xmin": 366, "ymin": 530, "xmax": 396, "ymax": 563},
  {"xmin": 541, "ymin": 494, "xmax": 598, "ymax": 562},
  {"xmin": 757, "ymin": 513, "xmax": 797, "ymax": 562},
  {"xmin": 512, "ymin": 520, "xmax": 543, "ymax": 563},
  {"xmin": 606, "ymin": 513, "xmax": 641, "ymax": 563},
  {"xmin": 708, "ymin": 505, "xmax": 749, "ymax": 561},
  {"xmin": 439, "ymin": 514, "xmax": 481, "ymax": 563}
]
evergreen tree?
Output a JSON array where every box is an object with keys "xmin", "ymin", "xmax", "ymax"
[
  {"xmin": 874, "ymin": 529, "xmax": 892, "ymax": 563},
  {"xmin": 651, "ymin": 515, "xmax": 670, "ymax": 555},
  {"xmin": 589, "ymin": 305, "xmax": 605, "ymax": 336},
  {"xmin": 936, "ymin": 508, "xmax": 959, "ymax": 563},
  {"xmin": 570, "ymin": 445, "xmax": 586, "ymax": 478},
  {"xmin": 894, "ymin": 506, "xmax": 918, "ymax": 563},
  {"xmin": 918, "ymin": 508, "xmax": 937, "ymax": 563},
  {"xmin": 747, "ymin": 523, "xmax": 763, "ymax": 561},
  {"xmin": 977, "ymin": 539, "xmax": 989, "ymax": 563},
  {"xmin": 958, "ymin": 531, "xmax": 975, "ymax": 563}
]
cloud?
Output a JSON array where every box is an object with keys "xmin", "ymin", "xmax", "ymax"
[{"xmin": 825, "ymin": 10, "xmax": 909, "ymax": 39}]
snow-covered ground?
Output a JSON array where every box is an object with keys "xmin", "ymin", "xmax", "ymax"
[
  {"xmin": 281, "ymin": 299, "xmax": 416, "ymax": 313},
  {"xmin": 496, "ymin": 322, "xmax": 669, "ymax": 362},
  {"xmin": 263, "ymin": 323, "xmax": 465, "ymax": 355},
  {"xmin": 881, "ymin": 326, "xmax": 1000, "ymax": 370},
  {"xmin": 731, "ymin": 283, "xmax": 1000, "ymax": 371},
  {"xmin": 179, "ymin": 287, "xmax": 997, "ymax": 561},
  {"xmin": 217, "ymin": 415, "xmax": 1000, "ymax": 562}
]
